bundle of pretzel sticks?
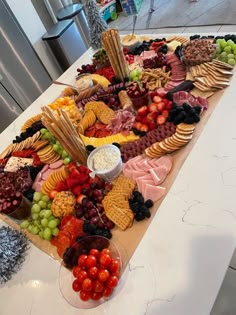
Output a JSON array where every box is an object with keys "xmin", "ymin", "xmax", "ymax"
[
  {"xmin": 41, "ymin": 106, "xmax": 87, "ymax": 165},
  {"xmin": 101, "ymin": 29, "xmax": 130, "ymax": 81}
]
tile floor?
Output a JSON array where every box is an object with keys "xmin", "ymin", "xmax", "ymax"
[{"xmin": 118, "ymin": 23, "xmax": 236, "ymax": 315}]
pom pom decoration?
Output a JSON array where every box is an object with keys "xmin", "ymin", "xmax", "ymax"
[{"xmin": 0, "ymin": 226, "xmax": 29, "ymax": 284}]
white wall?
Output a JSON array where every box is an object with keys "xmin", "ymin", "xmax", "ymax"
[{"xmin": 6, "ymin": 0, "xmax": 62, "ymax": 80}]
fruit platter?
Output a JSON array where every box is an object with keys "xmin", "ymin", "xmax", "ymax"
[{"xmin": 0, "ymin": 30, "xmax": 235, "ymax": 306}]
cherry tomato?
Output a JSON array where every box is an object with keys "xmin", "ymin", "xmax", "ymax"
[
  {"xmin": 103, "ymin": 287, "xmax": 113, "ymax": 297},
  {"xmin": 72, "ymin": 265, "xmax": 82, "ymax": 278},
  {"xmin": 78, "ymin": 254, "xmax": 88, "ymax": 267},
  {"xmin": 82, "ymin": 278, "xmax": 93, "ymax": 292},
  {"xmin": 89, "ymin": 248, "xmax": 100, "ymax": 258},
  {"xmin": 91, "ymin": 291, "xmax": 102, "ymax": 301},
  {"xmin": 98, "ymin": 269, "xmax": 110, "ymax": 282},
  {"xmin": 88, "ymin": 266, "xmax": 98, "ymax": 279},
  {"xmin": 109, "ymin": 259, "xmax": 120, "ymax": 275},
  {"xmin": 99, "ymin": 253, "xmax": 112, "ymax": 268},
  {"xmin": 93, "ymin": 280, "xmax": 105, "ymax": 293},
  {"xmin": 72, "ymin": 279, "xmax": 82, "ymax": 292},
  {"xmin": 85, "ymin": 255, "xmax": 97, "ymax": 268},
  {"xmin": 77, "ymin": 270, "xmax": 88, "ymax": 283},
  {"xmin": 107, "ymin": 275, "xmax": 118, "ymax": 288},
  {"xmin": 80, "ymin": 290, "xmax": 90, "ymax": 301},
  {"xmin": 101, "ymin": 248, "xmax": 112, "ymax": 256}
]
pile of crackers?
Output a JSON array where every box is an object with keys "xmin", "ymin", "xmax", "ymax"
[
  {"xmin": 189, "ymin": 59, "xmax": 234, "ymax": 93},
  {"xmin": 37, "ymin": 145, "xmax": 60, "ymax": 164},
  {"xmin": 102, "ymin": 175, "xmax": 135, "ymax": 230},
  {"xmin": 102, "ymin": 29, "xmax": 130, "ymax": 81},
  {"xmin": 78, "ymin": 101, "xmax": 115, "ymax": 134},
  {"xmin": 41, "ymin": 166, "xmax": 68, "ymax": 195},
  {"xmin": 141, "ymin": 67, "xmax": 171, "ymax": 90},
  {"xmin": 145, "ymin": 123, "xmax": 195, "ymax": 158},
  {"xmin": 0, "ymin": 131, "xmax": 41, "ymax": 159},
  {"xmin": 20, "ymin": 114, "xmax": 42, "ymax": 132}
]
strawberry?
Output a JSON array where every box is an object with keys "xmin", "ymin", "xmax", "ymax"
[
  {"xmin": 66, "ymin": 177, "xmax": 81, "ymax": 189},
  {"xmin": 147, "ymin": 112, "xmax": 158, "ymax": 121},
  {"xmin": 70, "ymin": 168, "xmax": 81, "ymax": 178},
  {"xmin": 49, "ymin": 190, "xmax": 58, "ymax": 199},
  {"xmin": 162, "ymin": 110, "xmax": 169, "ymax": 118},
  {"xmin": 140, "ymin": 124, "xmax": 149, "ymax": 132},
  {"xmin": 153, "ymin": 95, "xmax": 162, "ymax": 103},
  {"xmin": 56, "ymin": 180, "xmax": 68, "ymax": 191},
  {"xmin": 156, "ymin": 115, "xmax": 166, "ymax": 125},
  {"xmin": 148, "ymin": 103, "xmax": 159, "ymax": 113},
  {"xmin": 165, "ymin": 101, "xmax": 173, "ymax": 110},
  {"xmin": 135, "ymin": 115, "xmax": 143, "ymax": 122},
  {"xmin": 148, "ymin": 121, "xmax": 157, "ymax": 130},
  {"xmin": 142, "ymin": 117, "xmax": 152, "ymax": 125},
  {"xmin": 149, "ymin": 91, "xmax": 158, "ymax": 98},
  {"xmin": 156, "ymin": 101, "xmax": 166, "ymax": 112},
  {"xmin": 133, "ymin": 122, "xmax": 142, "ymax": 130},
  {"xmin": 78, "ymin": 164, "xmax": 91, "ymax": 175},
  {"xmin": 72, "ymin": 185, "xmax": 82, "ymax": 196},
  {"xmin": 137, "ymin": 106, "xmax": 147, "ymax": 116}
]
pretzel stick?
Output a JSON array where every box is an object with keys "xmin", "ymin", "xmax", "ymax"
[{"xmin": 112, "ymin": 29, "xmax": 129, "ymax": 79}]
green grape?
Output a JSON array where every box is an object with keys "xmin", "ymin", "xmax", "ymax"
[
  {"xmin": 47, "ymin": 201, "xmax": 52, "ymax": 209},
  {"xmin": 31, "ymin": 203, "xmax": 41, "ymax": 213},
  {"xmin": 220, "ymin": 39, "xmax": 227, "ymax": 48},
  {"xmin": 215, "ymin": 46, "xmax": 221, "ymax": 54},
  {"xmin": 56, "ymin": 140, "xmax": 61, "ymax": 145},
  {"xmin": 39, "ymin": 231, "xmax": 44, "ymax": 239},
  {"xmin": 48, "ymin": 220, "xmax": 58, "ymax": 229},
  {"xmin": 33, "ymin": 192, "xmax": 43, "ymax": 202},
  {"xmin": 28, "ymin": 225, "xmax": 33, "ymax": 233},
  {"xmin": 44, "ymin": 210, "xmax": 52, "ymax": 218},
  {"xmin": 20, "ymin": 220, "xmax": 30, "ymax": 229},
  {"xmin": 41, "ymin": 218, "xmax": 48, "ymax": 227},
  {"xmin": 220, "ymin": 52, "xmax": 227, "ymax": 58},
  {"xmin": 52, "ymin": 227, "xmax": 59, "ymax": 236},
  {"xmin": 64, "ymin": 157, "xmax": 70, "ymax": 165},
  {"xmin": 43, "ymin": 228, "xmax": 52, "ymax": 240},
  {"xmin": 38, "ymin": 200, "xmax": 47, "ymax": 209},
  {"xmin": 32, "ymin": 213, "xmax": 39, "ymax": 220},
  {"xmin": 40, "ymin": 210, "xmax": 47, "ymax": 218},
  {"xmin": 45, "ymin": 131, "xmax": 52, "ymax": 139},
  {"xmin": 61, "ymin": 150, "xmax": 68, "ymax": 158},
  {"xmin": 54, "ymin": 218, "xmax": 60, "ymax": 225},
  {"xmin": 42, "ymin": 195, "xmax": 50, "ymax": 202},
  {"xmin": 227, "ymin": 54, "xmax": 234, "ymax": 60},
  {"xmin": 31, "ymin": 226, "xmax": 40, "ymax": 235},
  {"xmin": 33, "ymin": 219, "xmax": 41, "ymax": 227},
  {"xmin": 41, "ymin": 135, "xmax": 47, "ymax": 140},
  {"xmin": 53, "ymin": 144, "xmax": 60, "ymax": 152},
  {"xmin": 228, "ymin": 58, "xmax": 236, "ymax": 66},
  {"xmin": 48, "ymin": 216, "xmax": 55, "ymax": 221},
  {"xmin": 227, "ymin": 39, "xmax": 235, "ymax": 47},
  {"xmin": 58, "ymin": 149, "xmax": 63, "ymax": 156},
  {"xmin": 40, "ymin": 128, "xmax": 47, "ymax": 135},
  {"xmin": 224, "ymin": 46, "xmax": 231, "ymax": 53},
  {"xmin": 232, "ymin": 44, "xmax": 236, "ymax": 51}
]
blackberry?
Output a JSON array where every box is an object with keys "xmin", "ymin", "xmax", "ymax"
[
  {"xmin": 87, "ymin": 223, "xmax": 97, "ymax": 233},
  {"xmin": 135, "ymin": 212, "xmax": 146, "ymax": 221},
  {"xmin": 102, "ymin": 229, "xmax": 112, "ymax": 239},
  {"xmin": 144, "ymin": 199, "xmax": 154, "ymax": 208},
  {"xmin": 86, "ymin": 145, "xmax": 95, "ymax": 152},
  {"xmin": 23, "ymin": 188, "xmax": 35, "ymax": 202},
  {"xmin": 194, "ymin": 106, "xmax": 202, "ymax": 114},
  {"xmin": 184, "ymin": 116, "xmax": 195, "ymax": 124},
  {"xmin": 144, "ymin": 209, "xmax": 151, "ymax": 218},
  {"xmin": 130, "ymin": 202, "xmax": 140, "ymax": 213},
  {"xmin": 193, "ymin": 114, "xmax": 200, "ymax": 123},
  {"xmin": 182, "ymin": 103, "xmax": 192, "ymax": 112},
  {"xmin": 112, "ymin": 142, "xmax": 120, "ymax": 148}
]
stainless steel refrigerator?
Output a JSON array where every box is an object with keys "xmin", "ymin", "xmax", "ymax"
[{"xmin": 0, "ymin": 0, "xmax": 52, "ymax": 133}]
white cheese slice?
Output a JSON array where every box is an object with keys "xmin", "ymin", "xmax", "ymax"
[{"xmin": 4, "ymin": 156, "xmax": 34, "ymax": 172}]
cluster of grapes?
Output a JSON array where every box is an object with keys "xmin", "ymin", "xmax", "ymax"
[
  {"xmin": 75, "ymin": 180, "xmax": 114, "ymax": 238},
  {"xmin": 126, "ymin": 82, "xmax": 148, "ymax": 98},
  {"xmin": 215, "ymin": 38, "xmax": 236, "ymax": 66},
  {"xmin": 20, "ymin": 192, "xmax": 60, "ymax": 240},
  {"xmin": 77, "ymin": 64, "xmax": 96, "ymax": 75},
  {"xmin": 143, "ymin": 53, "xmax": 166, "ymax": 69},
  {"xmin": 40, "ymin": 128, "xmax": 71, "ymax": 165},
  {"xmin": 13, "ymin": 121, "xmax": 44, "ymax": 143}
]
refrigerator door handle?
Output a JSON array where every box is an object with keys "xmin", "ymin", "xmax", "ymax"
[{"xmin": 0, "ymin": 74, "xmax": 3, "ymax": 81}]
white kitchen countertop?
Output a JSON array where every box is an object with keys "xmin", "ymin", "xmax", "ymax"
[{"xmin": 1, "ymin": 34, "xmax": 236, "ymax": 315}]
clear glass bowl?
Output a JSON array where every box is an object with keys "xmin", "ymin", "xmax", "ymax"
[{"xmin": 59, "ymin": 235, "xmax": 126, "ymax": 309}]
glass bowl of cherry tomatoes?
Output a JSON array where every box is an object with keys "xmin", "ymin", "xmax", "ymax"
[{"xmin": 59, "ymin": 235, "xmax": 124, "ymax": 309}]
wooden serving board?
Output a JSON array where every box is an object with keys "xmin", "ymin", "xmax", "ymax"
[{"xmin": 0, "ymin": 89, "xmax": 225, "ymax": 268}]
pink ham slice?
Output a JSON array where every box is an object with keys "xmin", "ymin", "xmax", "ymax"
[
  {"xmin": 42, "ymin": 169, "xmax": 53, "ymax": 181},
  {"xmin": 148, "ymin": 156, "xmax": 172, "ymax": 173},
  {"xmin": 122, "ymin": 166, "xmax": 134, "ymax": 179},
  {"xmin": 140, "ymin": 180, "xmax": 155, "ymax": 194},
  {"xmin": 126, "ymin": 155, "xmax": 143, "ymax": 169},
  {"xmin": 32, "ymin": 181, "xmax": 42, "ymax": 192},
  {"xmin": 50, "ymin": 160, "xmax": 64, "ymax": 169},
  {"xmin": 132, "ymin": 170, "xmax": 148, "ymax": 179},
  {"xmin": 149, "ymin": 165, "xmax": 168, "ymax": 185},
  {"xmin": 143, "ymin": 184, "xmax": 166, "ymax": 202},
  {"xmin": 41, "ymin": 164, "xmax": 49, "ymax": 173}
]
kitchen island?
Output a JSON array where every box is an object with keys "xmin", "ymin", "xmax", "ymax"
[{"xmin": 0, "ymin": 34, "xmax": 236, "ymax": 315}]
